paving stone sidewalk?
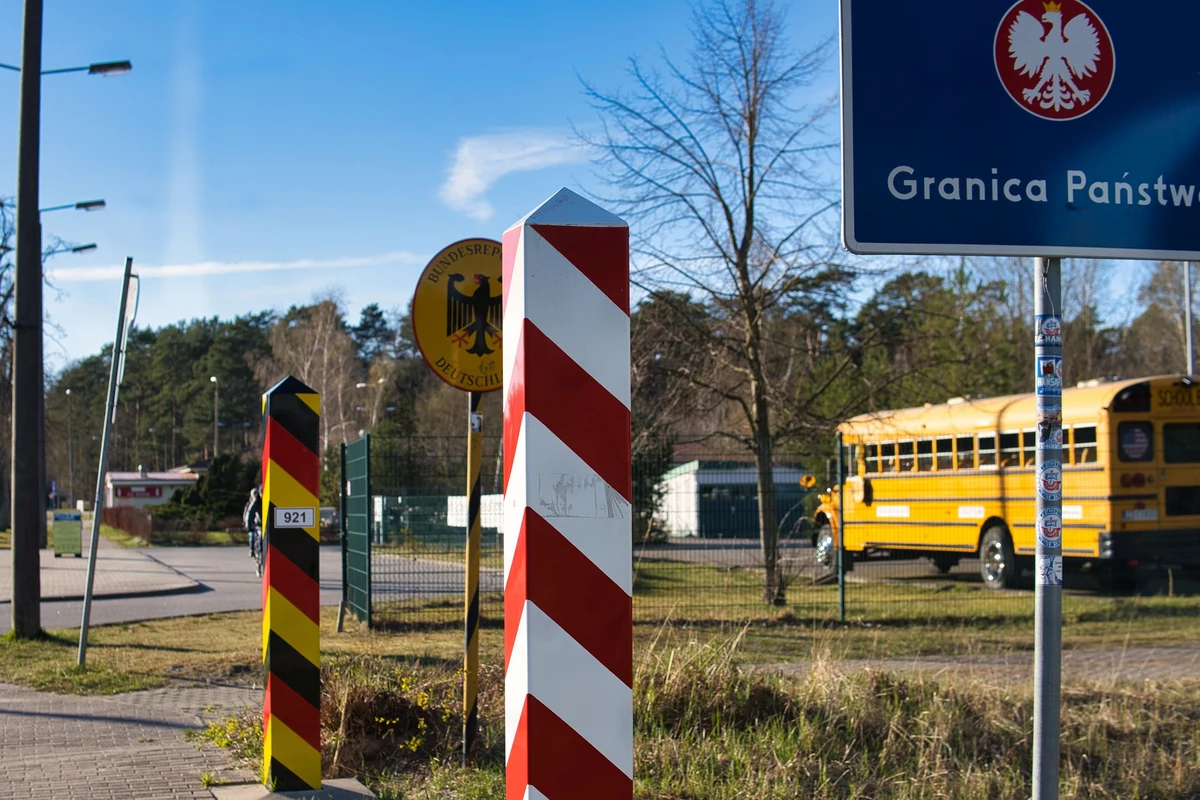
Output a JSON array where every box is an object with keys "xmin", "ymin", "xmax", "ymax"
[
  {"xmin": 0, "ymin": 535, "xmax": 197, "ymax": 603},
  {"xmin": 0, "ymin": 682, "xmax": 259, "ymax": 799}
]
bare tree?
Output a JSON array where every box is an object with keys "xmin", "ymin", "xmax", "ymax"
[
  {"xmin": 260, "ymin": 292, "xmax": 363, "ymax": 451},
  {"xmin": 582, "ymin": 0, "xmax": 843, "ymax": 604}
]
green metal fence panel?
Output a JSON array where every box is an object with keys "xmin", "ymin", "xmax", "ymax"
[{"xmin": 344, "ymin": 435, "xmax": 371, "ymax": 626}]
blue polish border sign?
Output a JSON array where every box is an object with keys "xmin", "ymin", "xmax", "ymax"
[
  {"xmin": 837, "ymin": 3, "xmax": 1197, "ymax": 798},
  {"xmin": 841, "ymin": 0, "xmax": 1200, "ymax": 259}
]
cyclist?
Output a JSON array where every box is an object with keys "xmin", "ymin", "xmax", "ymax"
[{"xmin": 243, "ymin": 485, "xmax": 263, "ymax": 573}]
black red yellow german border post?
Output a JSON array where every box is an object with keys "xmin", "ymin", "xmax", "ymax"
[
  {"xmin": 411, "ymin": 238, "xmax": 502, "ymax": 764},
  {"xmin": 261, "ymin": 376, "xmax": 321, "ymax": 791}
]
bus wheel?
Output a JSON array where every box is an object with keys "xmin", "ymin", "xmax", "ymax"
[
  {"xmin": 980, "ymin": 526, "xmax": 1017, "ymax": 590},
  {"xmin": 814, "ymin": 523, "xmax": 836, "ymax": 580}
]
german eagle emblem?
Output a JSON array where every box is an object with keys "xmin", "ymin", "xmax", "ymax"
[{"xmin": 447, "ymin": 273, "xmax": 502, "ymax": 356}]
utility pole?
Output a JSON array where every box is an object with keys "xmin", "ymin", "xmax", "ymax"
[{"xmin": 10, "ymin": 0, "xmax": 43, "ymax": 639}]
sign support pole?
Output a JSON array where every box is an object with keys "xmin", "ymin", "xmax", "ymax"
[
  {"xmin": 1033, "ymin": 256, "xmax": 1063, "ymax": 800},
  {"xmin": 463, "ymin": 390, "xmax": 482, "ymax": 763},
  {"xmin": 1186, "ymin": 262, "xmax": 1194, "ymax": 376},
  {"xmin": 836, "ymin": 432, "xmax": 845, "ymax": 623},
  {"xmin": 78, "ymin": 258, "xmax": 136, "ymax": 667}
]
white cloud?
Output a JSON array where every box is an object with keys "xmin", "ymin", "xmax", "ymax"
[
  {"xmin": 439, "ymin": 130, "xmax": 587, "ymax": 220},
  {"xmin": 47, "ymin": 251, "xmax": 425, "ymax": 283}
]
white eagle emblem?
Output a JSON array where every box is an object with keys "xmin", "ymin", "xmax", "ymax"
[{"xmin": 1008, "ymin": 2, "xmax": 1101, "ymax": 113}]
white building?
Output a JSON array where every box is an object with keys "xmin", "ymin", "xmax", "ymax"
[
  {"xmin": 656, "ymin": 460, "xmax": 810, "ymax": 538},
  {"xmin": 105, "ymin": 466, "xmax": 199, "ymax": 508}
]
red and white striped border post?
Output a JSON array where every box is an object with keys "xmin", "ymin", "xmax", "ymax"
[{"xmin": 502, "ymin": 188, "xmax": 632, "ymax": 800}]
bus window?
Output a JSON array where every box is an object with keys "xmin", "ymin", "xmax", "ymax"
[
  {"xmin": 999, "ymin": 432, "xmax": 1021, "ymax": 468},
  {"xmin": 840, "ymin": 444, "xmax": 861, "ymax": 478},
  {"xmin": 864, "ymin": 443, "xmax": 879, "ymax": 474},
  {"xmin": 936, "ymin": 437, "xmax": 953, "ymax": 470},
  {"xmin": 1073, "ymin": 426, "xmax": 1097, "ymax": 464},
  {"xmin": 881, "ymin": 442, "xmax": 896, "ymax": 472},
  {"xmin": 899, "ymin": 441, "xmax": 915, "ymax": 471},
  {"xmin": 1117, "ymin": 422, "xmax": 1153, "ymax": 462},
  {"xmin": 917, "ymin": 439, "xmax": 933, "ymax": 472},
  {"xmin": 1022, "ymin": 429, "xmax": 1037, "ymax": 466},
  {"xmin": 1164, "ymin": 423, "xmax": 1200, "ymax": 463},
  {"xmin": 979, "ymin": 435, "xmax": 997, "ymax": 468},
  {"xmin": 956, "ymin": 436, "xmax": 975, "ymax": 469}
]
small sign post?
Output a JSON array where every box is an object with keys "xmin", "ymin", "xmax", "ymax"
[
  {"xmin": 52, "ymin": 512, "xmax": 82, "ymax": 558},
  {"xmin": 410, "ymin": 237, "xmax": 503, "ymax": 763},
  {"xmin": 841, "ymin": 3, "xmax": 1200, "ymax": 798}
]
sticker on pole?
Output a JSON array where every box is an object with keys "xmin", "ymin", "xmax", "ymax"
[
  {"xmin": 1037, "ymin": 555, "xmax": 1064, "ymax": 586},
  {"xmin": 274, "ymin": 507, "xmax": 315, "ymax": 528},
  {"xmin": 1036, "ymin": 507, "xmax": 1062, "ymax": 548},
  {"xmin": 1037, "ymin": 460, "xmax": 1063, "ymax": 500},
  {"xmin": 411, "ymin": 238, "xmax": 503, "ymax": 393},
  {"xmin": 1036, "ymin": 357, "xmax": 1063, "ymax": 395},
  {"xmin": 1035, "ymin": 315, "xmax": 1063, "ymax": 346},
  {"xmin": 1036, "ymin": 405, "xmax": 1063, "ymax": 449}
]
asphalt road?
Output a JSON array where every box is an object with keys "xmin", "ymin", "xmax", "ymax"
[{"xmin": 0, "ymin": 545, "xmax": 343, "ymax": 634}]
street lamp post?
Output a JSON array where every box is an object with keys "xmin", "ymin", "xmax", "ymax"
[
  {"xmin": 65, "ymin": 388, "xmax": 73, "ymax": 508},
  {"xmin": 210, "ymin": 376, "xmax": 219, "ymax": 459},
  {"xmin": 8, "ymin": 0, "xmax": 130, "ymax": 638}
]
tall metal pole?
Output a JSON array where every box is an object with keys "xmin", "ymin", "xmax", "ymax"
[
  {"xmin": 836, "ymin": 431, "xmax": 845, "ymax": 623},
  {"xmin": 1033, "ymin": 256, "xmax": 1064, "ymax": 800},
  {"xmin": 10, "ymin": 0, "xmax": 43, "ymax": 639},
  {"xmin": 463, "ymin": 390, "xmax": 482, "ymax": 764},
  {"xmin": 1186, "ymin": 262, "xmax": 1195, "ymax": 376},
  {"xmin": 66, "ymin": 389, "xmax": 74, "ymax": 508},
  {"xmin": 78, "ymin": 258, "xmax": 135, "ymax": 667},
  {"xmin": 212, "ymin": 378, "xmax": 219, "ymax": 459}
]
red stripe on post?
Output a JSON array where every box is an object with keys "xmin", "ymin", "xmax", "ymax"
[
  {"xmin": 265, "ymin": 417, "xmax": 320, "ymax": 497},
  {"xmin": 524, "ymin": 510, "xmax": 632, "ymax": 686},
  {"xmin": 531, "ymin": 224, "xmax": 630, "ymax": 315},
  {"xmin": 502, "ymin": 519, "xmax": 527, "ymax": 673},
  {"xmin": 522, "ymin": 321, "xmax": 632, "ymax": 501},
  {"xmin": 507, "ymin": 696, "xmax": 632, "ymax": 800},
  {"xmin": 265, "ymin": 673, "xmax": 321, "ymax": 749},
  {"xmin": 264, "ymin": 542, "xmax": 320, "ymax": 624}
]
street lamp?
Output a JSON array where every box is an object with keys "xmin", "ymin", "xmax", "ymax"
[
  {"xmin": 39, "ymin": 199, "xmax": 105, "ymax": 213},
  {"xmin": 8, "ymin": 0, "xmax": 131, "ymax": 638},
  {"xmin": 65, "ymin": 388, "xmax": 73, "ymax": 508},
  {"xmin": 210, "ymin": 376, "xmax": 219, "ymax": 460}
]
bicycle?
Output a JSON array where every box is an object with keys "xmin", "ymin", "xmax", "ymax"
[{"xmin": 250, "ymin": 512, "xmax": 265, "ymax": 578}]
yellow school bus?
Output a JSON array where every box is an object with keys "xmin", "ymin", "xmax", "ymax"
[{"xmin": 812, "ymin": 375, "xmax": 1200, "ymax": 589}]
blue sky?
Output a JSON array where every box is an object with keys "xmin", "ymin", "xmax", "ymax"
[{"xmin": 0, "ymin": 0, "xmax": 839, "ymax": 370}]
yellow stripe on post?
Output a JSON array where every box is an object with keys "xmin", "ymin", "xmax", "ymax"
[
  {"xmin": 266, "ymin": 587, "xmax": 321, "ymax": 667},
  {"xmin": 263, "ymin": 717, "xmax": 322, "ymax": 791}
]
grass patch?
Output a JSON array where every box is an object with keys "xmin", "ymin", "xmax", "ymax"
[
  {"xmin": 98, "ymin": 525, "xmax": 248, "ymax": 548},
  {"xmin": 0, "ymin": 607, "xmax": 505, "ymax": 696},
  {"xmin": 0, "ymin": 527, "xmax": 56, "ymax": 549},
  {"xmin": 195, "ymin": 628, "xmax": 1200, "ymax": 799},
  {"xmin": 375, "ymin": 541, "xmax": 504, "ymax": 571}
]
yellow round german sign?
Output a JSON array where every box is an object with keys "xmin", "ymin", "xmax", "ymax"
[{"xmin": 411, "ymin": 238, "xmax": 503, "ymax": 393}]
